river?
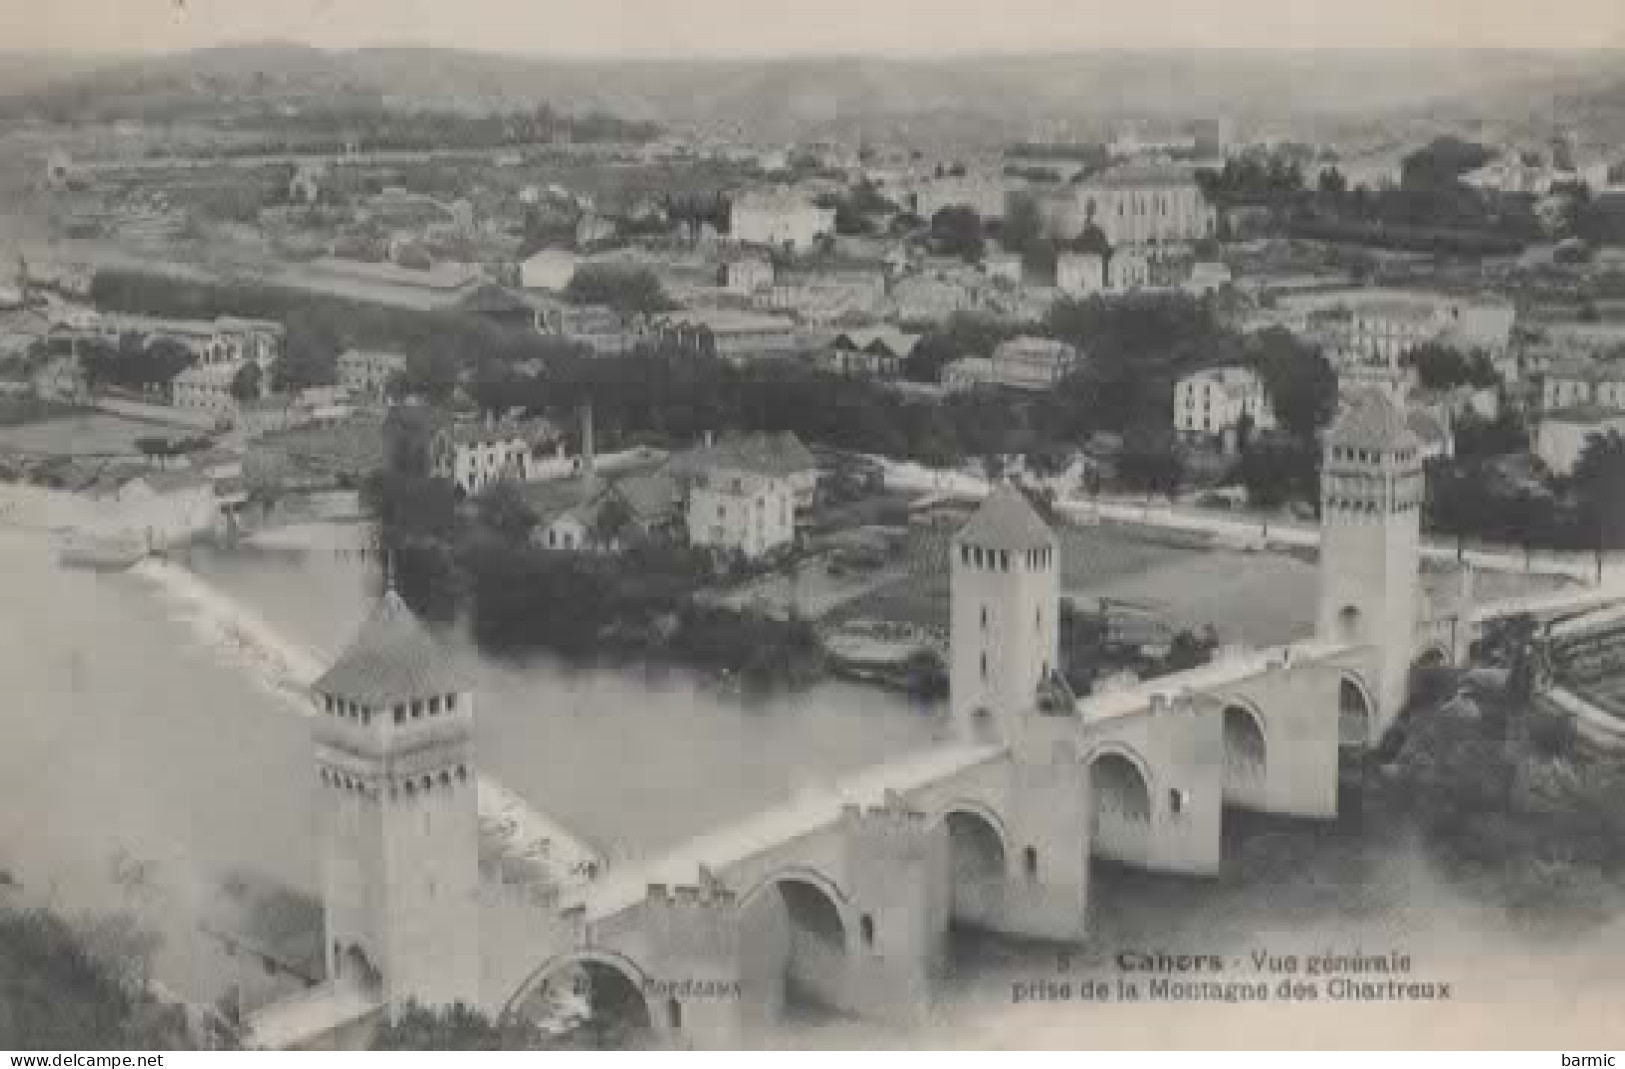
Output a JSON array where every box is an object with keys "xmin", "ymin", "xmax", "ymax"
[{"xmin": 2, "ymin": 526, "xmax": 1621, "ymax": 1048}]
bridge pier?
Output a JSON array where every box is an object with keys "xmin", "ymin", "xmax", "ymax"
[
  {"xmin": 825, "ymin": 792, "xmax": 951, "ymax": 1027},
  {"xmin": 946, "ymin": 740, "xmax": 1091, "ymax": 942},
  {"xmin": 1080, "ymin": 693, "xmax": 1224, "ymax": 877}
]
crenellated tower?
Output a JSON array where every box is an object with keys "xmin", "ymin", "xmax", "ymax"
[
  {"xmin": 1317, "ymin": 388, "xmax": 1425, "ymax": 726},
  {"xmin": 949, "ymin": 484, "xmax": 1061, "ymax": 743},
  {"xmin": 310, "ymin": 586, "xmax": 481, "ymax": 1015}
]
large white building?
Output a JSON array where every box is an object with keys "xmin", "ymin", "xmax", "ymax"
[
  {"xmin": 1174, "ymin": 366, "xmax": 1277, "ymax": 448},
  {"xmin": 1038, "ymin": 162, "xmax": 1216, "ymax": 247},
  {"xmin": 729, "ymin": 191, "xmax": 836, "ymax": 253},
  {"xmin": 686, "ymin": 465, "xmax": 796, "ymax": 559}
]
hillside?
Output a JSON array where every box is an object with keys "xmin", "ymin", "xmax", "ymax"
[{"xmin": 3, "ymin": 44, "xmax": 1625, "ymax": 148}]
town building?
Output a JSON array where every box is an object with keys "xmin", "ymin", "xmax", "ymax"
[
  {"xmin": 1268, "ymin": 289, "xmax": 1515, "ymax": 368},
  {"xmin": 982, "ymin": 253, "xmax": 1023, "ymax": 285},
  {"xmin": 57, "ymin": 312, "xmax": 284, "ymax": 369},
  {"xmin": 1541, "ymin": 360, "xmax": 1625, "ymax": 413},
  {"xmin": 993, "ymin": 336, "xmax": 1083, "ymax": 390},
  {"xmin": 429, "ymin": 418, "xmax": 563, "ymax": 497},
  {"xmin": 1536, "ymin": 406, "xmax": 1625, "ymax": 476},
  {"xmin": 1040, "ymin": 162, "xmax": 1217, "ymax": 247},
  {"xmin": 1056, "ymin": 253, "xmax": 1106, "ymax": 297},
  {"xmin": 171, "ymin": 363, "xmax": 247, "ymax": 423},
  {"xmin": 519, "ymin": 249, "xmax": 581, "ymax": 292},
  {"xmin": 820, "ymin": 328, "xmax": 920, "ymax": 378},
  {"xmin": 667, "ymin": 431, "xmax": 821, "ymax": 511},
  {"xmin": 720, "ymin": 256, "xmax": 774, "ymax": 295},
  {"xmin": 687, "ymin": 464, "xmax": 796, "ymax": 559},
  {"xmin": 905, "ymin": 174, "xmax": 1009, "ymax": 222},
  {"xmin": 887, "ymin": 272, "xmax": 980, "ymax": 322},
  {"xmin": 755, "ymin": 270, "xmax": 887, "ymax": 324},
  {"xmin": 1184, "ymin": 261, "xmax": 1233, "ymax": 297},
  {"xmin": 943, "ymin": 337, "xmax": 1082, "ymax": 393},
  {"xmin": 1108, "ymin": 247, "xmax": 1152, "ymax": 292},
  {"xmin": 337, "ymin": 350, "xmax": 408, "ymax": 397},
  {"xmin": 1173, "ymin": 366, "xmax": 1277, "ymax": 450},
  {"xmin": 728, "ymin": 190, "xmax": 836, "ymax": 253},
  {"xmin": 650, "ymin": 308, "xmax": 802, "ymax": 364}
]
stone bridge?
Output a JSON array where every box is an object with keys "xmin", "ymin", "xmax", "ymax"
[{"xmin": 494, "ymin": 639, "xmax": 1379, "ymax": 1048}]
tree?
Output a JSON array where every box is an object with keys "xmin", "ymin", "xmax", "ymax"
[
  {"xmin": 273, "ymin": 315, "xmax": 342, "ymax": 392},
  {"xmin": 591, "ymin": 494, "xmax": 635, "ymax": 548},
  {"xmin": 1002, "ymin": 192, "xmax": 1043, "ymax": 257},
  {"xmin": 564, "ymin": 266, "xmax": 673, "ymax": 316},
  {"xmin": 1236, "ymin": 437, "xmax": 1317, "ymax": 511},
  {"xmin": 0, "ymin": 903, "xmax": 201, "ymax": 1049},
  {"xmin": 228, "ymin": 362, "xmax": 262, "ymax": 402},
  {"xmin": 1401, "ymin": 137, "xmax": 1495, "ymax": 190},
  {"xmin": 398, "ymin": 349, "xmax": 459, "ymax": 405},
  {"xmin": 1117, "ymin": 430, "xmax": 1185, "ymax": 500},
  {"xmin": 370, "ymin": 1001, "xmax": 566, "ymax": 1050},
  {"xmin": 134, "ymin": 435, "xmax": 178, "ymax": 468},
  {"xmin": 1408, "ymin": 342, "xmax": 1499, "ymax": 390},
  {"xmin": 1570, "ymin": 430, "xmax": 1625, "ymax": 581},
  {"xmin": 929, "ymin": 206, "xmax": 986, "ymax": 263},
  {"xmin": 476, "ymin": 481, "xmax": 539, "ymax": 544},
  {"xmin": 1426, "ymin": 459, "xmax": 1490, "ymax": 561},
  {"xmin": 1248, "ymin": 328, "xmax": 1337, "ymax": 441}
]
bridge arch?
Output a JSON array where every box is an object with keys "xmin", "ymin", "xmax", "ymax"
[
  {"xmin": 738, "ymin": 865, "xmax": 851, "ymax": 920},
  {"xmin": 738, "ymin": 866, "xmax": 853, "ymax": 1020},
  {"xmin": 1407, "ymin": 641, "xmax": 1454, "ymax": 707},
  {"xmin": 1220, "ymin": 698, "xmax": 1268, "ymax": 809},
  {"xmin": 1338, "ymin": 670, "xmax": 1377, "ymax": 749},
  {"xmin": 1084, "ymin": 743, "xmax": 1154, "ymax": 865},
  {"xmin": 934, "ymin": 801, "xmax": 1010, "ymax": 928},
  {"xmin": 500, "ymin": 948, "xmax": 656, "ymax": 1037},
  {"xmin": 1413, "ymin": 641, "xmax": 1451, "ymax": 669}
]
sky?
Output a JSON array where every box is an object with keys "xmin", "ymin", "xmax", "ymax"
[{"xmin": 4, "ymin": 0, "xmax": 1625, "ymax": 57}]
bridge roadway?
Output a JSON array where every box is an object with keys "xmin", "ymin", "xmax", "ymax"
[{"xmin": 497, "ymin": 638, "xmax": 1375, "ymax": 1047}]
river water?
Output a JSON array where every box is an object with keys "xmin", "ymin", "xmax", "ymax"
[{"xmin": 2, "ymin": 526, "xmax": 1622, "ymax": 1048}]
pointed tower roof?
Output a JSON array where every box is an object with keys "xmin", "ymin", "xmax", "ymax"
[
  {"xmin": 1327, "ymin": 388, "xmax": 1419, "ymax": 454},
  {"xmin": 956, "ymin": 483, "xmax": 1054, "ymax": 552},
  {"xmin": 312, "ymin": 589, "xmax": 465, "ymax": 704}
]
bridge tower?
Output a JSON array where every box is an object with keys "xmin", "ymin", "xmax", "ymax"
[
  {"xmin": 1316, "ymin": 389, "xmax": 1425, "ymax": 726},
  {"xmin": 310, "ymin": 585, "xmax": 481, "ymax": 1016},
  {"xmin": 950, "ymin": 484, "xmax": 1061, "ymax": 742}
]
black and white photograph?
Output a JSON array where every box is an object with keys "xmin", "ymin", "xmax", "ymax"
[{"xmin": 1, "ymin": 0, "xmax": 1624, "ymax": 1051}]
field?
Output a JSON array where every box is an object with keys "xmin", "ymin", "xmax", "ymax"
[
  {"xmin": 827, "ymin": 518, "xmax": 1581, "ymax": 650},
  {"xmin": 828, "ymin": 520, "xmax": 1321, "ymax": 647},
  {"xmin": 0, "ymin": 411, "xmax": 174, "ymax": 457}
]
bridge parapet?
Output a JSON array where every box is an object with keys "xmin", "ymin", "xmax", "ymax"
[{"xmin": 642, "ymin": 873, "xmax": 742, "ymax": 965}]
